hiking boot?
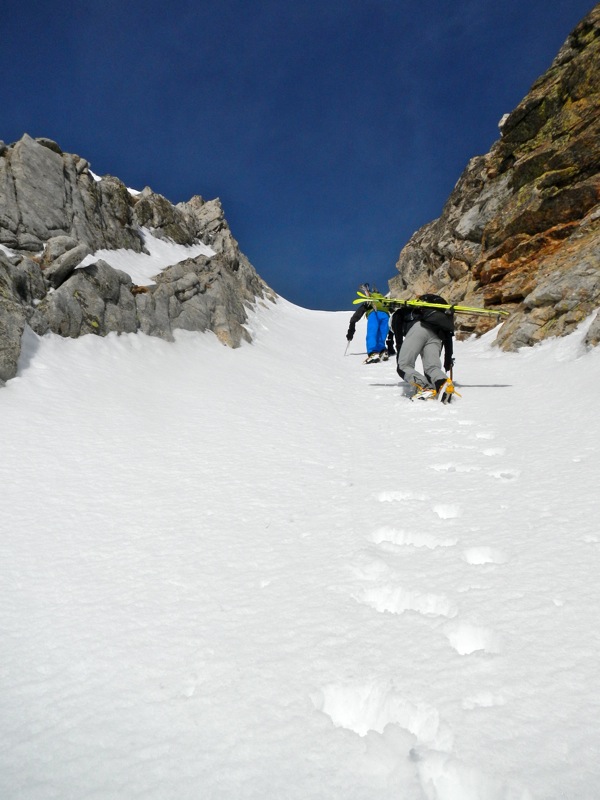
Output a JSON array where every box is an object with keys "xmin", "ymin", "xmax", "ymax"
[
  {"xmin": 411, "ymin": 384, "xmax": 436, "ymax": 401},
  {"xmin": 364, "ymin": 352, "xmax": 380, "ymax": 364},
  {"xmin": 435, "ymin": 378, "xmax": 456, "ymax": 404}
]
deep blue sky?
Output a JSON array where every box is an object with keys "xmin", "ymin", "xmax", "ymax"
[{"xmin": 2, "ymin": 1, "xmax": 594, "ymax": 309}]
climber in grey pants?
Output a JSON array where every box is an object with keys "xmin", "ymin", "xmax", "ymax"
[{"xmin": 396, "ymin": 321, "xmax": 447, "ymax": 389}]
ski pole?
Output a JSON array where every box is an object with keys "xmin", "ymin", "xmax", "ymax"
[{"xmin": 344, "ymin": 341, "xmax": 350, "ymax": 356}]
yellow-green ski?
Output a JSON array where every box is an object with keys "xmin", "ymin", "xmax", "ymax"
[{"xmin": 353, "ymin": 292, "xmax": 509, "ymax": 318}]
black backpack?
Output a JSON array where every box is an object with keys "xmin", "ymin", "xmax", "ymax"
[{"xmin": 417, "ymin": 294, "xmax": 455, "ymax": 335}]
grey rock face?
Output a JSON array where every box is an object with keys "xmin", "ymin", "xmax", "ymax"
[
  {"xmin": 131, "ymin": 187, "xmax": 255, "ymax": 279},
  {"xmin": 0, "ymin": 134, "xmax": 143, "ymax": 252},
  {"xmin": 0, "ymin": 251, "xmax": 40, "ymax": 382},
  {"xmin": 41, "ymin": 235, "xmax": 80, "ymax": 265},
  {"xmin": 132, "ymin": 188, "xmax": 196, "ymax": 245},
  {"xmin": 30, "ymin": 260, "xmax": 138, "ymax": 338},
  {"xmin": 0, "ymin": 298, "xmax": 26, "ymax": 384},
  {"xmin": 0, "ymin": 134, "xmax": 275, "ymax": 384},
  {"xmin": 133, "ymin": 251, "xmax": 258, "ymax": 346},
  {"xmin": 151, "ymin": 253, "xmax": 254, "ymax": 346},
  {"xmin": 389, "ymin": 6, "xmax": 600, "ymax": 350},
  {"xmin": 26, "ymin": 250, "xmax": 260, "ymax": 348},
  {"xmin": 584, "ymin": 311, "xmax": 600, "ymax": 347},
  {"xmin": 1, "ymin": 252, "xmax": 46, "ymax": 306},
  {"xmin": 493, "ymin": 223, "xmax": 600, "ymax": 349},
  {"xmin": 44, "ymin": 243, "xmax": 92, "ymax": 289}
]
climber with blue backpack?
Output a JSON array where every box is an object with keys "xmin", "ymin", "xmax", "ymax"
[{"xmin": 388, "ymin": 293, "xmax": 456, "ymax": 403}]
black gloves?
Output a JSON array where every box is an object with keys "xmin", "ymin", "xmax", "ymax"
[
  {"xmin": 346, "ymin": 328, "xmax": 355, "ymax": 341},
  {"xmin": 444, "ymin": 357, "xmax": 455, "ymax": 372}
]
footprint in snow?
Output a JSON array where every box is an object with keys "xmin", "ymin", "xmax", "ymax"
[
  {"xmin": 371, "ymin": 526, "xmax": 458, "ymax": 549},
  {"xmin": 359, "ymin": 584, "xmax": 457, "ymax": 619},
  {"xmin": 462, "ymin": 547, "xmax": 509, "ymax": 565},
  {"xmin": 444, "ymin": 621, "xmax": 502, "ymax": 655},
  {"xmin": 312, "ymin": 678, "xmax": 453, "ymax": 749},
  {"xmin": 430, "ymin": 463, "xmax": 481, "ymax": 474},
  {"xmin": 482, "ymin": 447, "xmax": 506, "ymax": 457},
  {"xmin": 432, "ymin": 503, "xmax": 461, "ymax": 520},
  {"xmin": 487, "ymin": 468, "xmax": 521, "ymax": 481}
]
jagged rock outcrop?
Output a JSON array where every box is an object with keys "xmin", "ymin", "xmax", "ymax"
[
  {"xmin": 390, "ymin": 5, "xmax": 600, "ymax": 350},
  {"xmin": 0, "ymin": 134, "xmax": 142, "ymax": 252},
  {"xmin": 135, "ymin": 253, "xmax": 258, "ymax": 346},
  {"xmin": 0, "ymin": 135, "xmax": 275, "ymax": 384},
  {"xmin": 28, "ymin": 259, "xmax": 138, "ymax": 339},
  {"xmin": 0, "ymin": 250, "xmax": 44, "ymax": 382}
]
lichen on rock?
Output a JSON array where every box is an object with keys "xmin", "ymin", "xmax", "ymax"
[{"xmin": 390, "ymin": 5, "xmax": 600, "ymax": 350}]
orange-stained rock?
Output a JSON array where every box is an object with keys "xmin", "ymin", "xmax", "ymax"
[{"xmin": 390, "ymin": 5, "xmax": 600, "ymax": 350}]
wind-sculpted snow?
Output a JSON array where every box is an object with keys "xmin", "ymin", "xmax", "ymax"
[{"xmin": 0, "ymin": 300, "xmax": 599, "ymax": 798}]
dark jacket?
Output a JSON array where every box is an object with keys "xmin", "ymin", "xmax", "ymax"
[
  {"xmin": 388, "ymin": 305, "xmax": 454, "ymax": 371},
  {"xmin": 346, "ymin": 303, "xmax": 368, "ymax": 340}
]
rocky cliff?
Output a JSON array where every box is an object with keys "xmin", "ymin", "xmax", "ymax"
[
  {"xmin": 389, "ymin": 4, "xmax": 600, "ymax": 350},
  {"xmin": 0, "ymin": 134, "xmax": 275, "ymax": 383}
]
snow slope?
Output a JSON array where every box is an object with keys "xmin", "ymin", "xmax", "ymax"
[{"xmin": 1, "ymin": 292, "xmax": 599, "ymax": 799}]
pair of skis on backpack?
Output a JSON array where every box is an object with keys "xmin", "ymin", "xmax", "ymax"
[
  {"xmin": 411, "ymin": 379, "xmax": 460, "ymax": 404},
  {"xmin": 354, "ymin": 291, "xmax": 510, "ymax": 320}
]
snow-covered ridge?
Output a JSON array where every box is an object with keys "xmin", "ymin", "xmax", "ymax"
[
  {"xmin": 79, "ymin": 227, "xmax": 216, "ymax": 286},
  {"xmin": 90, "ymin": 168, "xmax": 140, "ymax": 196},
  {"xmin": 0, "ymin": 134, "xmax": 274, "ymax": 384}
]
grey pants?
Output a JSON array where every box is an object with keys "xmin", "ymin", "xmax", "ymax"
[{"xmin": 397, "ymin": 322, "xmax": 446, "ymax": 389}]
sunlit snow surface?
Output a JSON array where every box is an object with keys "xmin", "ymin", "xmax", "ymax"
[
  {"xmin": 1, "ymin": 295, "xmax": 599, "ymax": 799},
  {"xmin": 79, "ymin": 227, "xmax": 215, "ymax": 285},
  {"xmin": 2, "ymin": 228, "xmax": 215, "ymax": 286}
]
